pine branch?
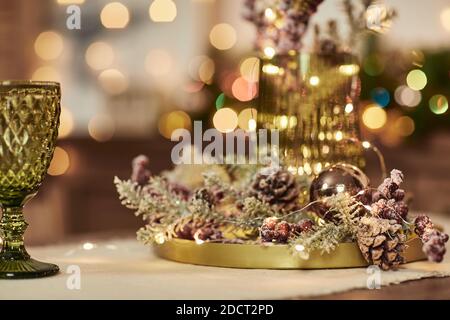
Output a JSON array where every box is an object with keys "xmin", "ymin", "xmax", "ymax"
[
  {"xmin": 114, "ymin": 177, "xmax": 143, "ymax": 211},
  {"xmin": 289, "ymin": 222, "xmax": 349, "ymax": 259}
]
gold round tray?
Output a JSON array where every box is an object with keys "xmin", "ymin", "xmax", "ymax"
[{"xmin": 154, "ymin": 236, "xmax": 426, "ymax": 269}]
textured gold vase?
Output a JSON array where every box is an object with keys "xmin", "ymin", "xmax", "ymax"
[
  {"xmin": 0, "ymin": 81, "xmax": 60, "ymax": 279},
  {"xmin": 258, "ymin": 53, "xmax": 364, "ymax": 177}
]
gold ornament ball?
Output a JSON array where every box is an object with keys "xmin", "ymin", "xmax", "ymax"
[{"xmin": 309, "ymin": 163, "xmax": 370, "ymax": 217}]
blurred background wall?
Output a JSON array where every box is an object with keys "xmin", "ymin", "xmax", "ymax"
[{"xmin": 0, "ymin": 0, "xmax": 449, "ymax": 245}]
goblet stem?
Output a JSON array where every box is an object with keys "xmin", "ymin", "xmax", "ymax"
[
  {"xmin": 0, "ymin": 206, "xmax": 30, "ymax": 260},
  {"xmin": 0, "ymin": 206, "xmax": 59, "ymax": 279}
]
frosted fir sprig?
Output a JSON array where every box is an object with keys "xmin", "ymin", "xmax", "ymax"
[{"xmin": 289, "ymin": 222, "xmax": 348, "ymax": 259}]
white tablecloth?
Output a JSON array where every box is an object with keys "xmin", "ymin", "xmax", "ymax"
[{"xmin": 2, "ymin": 215, "xmax": 450, "ymax": 299}]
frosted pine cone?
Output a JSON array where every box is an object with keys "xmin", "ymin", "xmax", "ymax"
[
  {"xmin": 377, "ymin": 169, "xmax": 404, "ymax": 199},
  {"xmin": 371, "ymin": 199, "xmax": 408, "ymax": 224},
  {"xmin": 356, "ymin": 216, "xmax": 406, "ymax": 270},
  {"xmin": 260, "ymin": 217, "xmax": 313, "ymax": 243},
  {"xmin": 131, "ymin": 155, "xmax": 151, "ymax": 185},
  {"xmin": 175, "ymin": 218, "xmax": 221, "ymax": 241},
  {"xmin": 250, "ymin": 168, "xmax": 300, "ymax": 213},
  {"xmin": 414, "ymin": 214, "xmax": 449, "ymax": 262}
]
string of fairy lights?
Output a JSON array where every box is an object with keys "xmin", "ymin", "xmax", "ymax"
[{"xmin": 30, "ymin": 1, "xmax": 450, "ymax": 177}]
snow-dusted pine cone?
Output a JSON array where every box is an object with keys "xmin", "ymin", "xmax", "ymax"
[
  {"xmin": 414, "ymin": 214, "xmax": 449, "ymax": 262},
  {"xmin": 356, "ymin": 216, "xmax": 406, "ymax": 271},
  {"xmin": 250, "ymin": 168, "xmax": 300, "ymax": 213},
  {"xmin": 371, "ymin": 199, "xmax": 408, "ymax": 224},
  {"xmin": 175, "ymin": 218, "xmax": 222, "ymax": 241},
  {"xmin": 131, "ymin": 155, "xmax": 151, "ymax": 185},
  {"xmin": 260, "ymin": 217, "xmax": 313, "ymax": 243},
  {"xmin": 365, "ymin": 169, "xmax": 409, "ymax": 223},
  {"xmin": 191, "ymin": 187, "xmax": 223, "ymax": 208}
]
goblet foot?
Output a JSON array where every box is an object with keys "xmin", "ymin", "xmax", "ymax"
[{"xmin": 0, "ymin": 257, "xmax": 59, "ymax": 279}]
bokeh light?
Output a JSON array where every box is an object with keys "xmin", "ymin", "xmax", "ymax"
[
  {"xmin": 406, "ymin": 69, "xmax": 427, "ymax": 91},
  {"xmin": 188, "ymin": 56, "xmax": 207, "ymax": 80},
  {"xmin": 32, "ymin": 66, "xmax": 61, "ymax": 82},
  {"xmin": 48, "ymin": 147, "xmax": 70, "ymax": 176},
  {"xmin": 59, "ymin": 108, "xmax": 75, "ymax": 139},
  {"xmin": 362, "ymin": 105, "xmax": 387, "ymax": 130},
  {"xmin": 215, "ymin": 93, "xmax": 225, "ymax": 110},
  {"xmin": 429, "ymin": 95, "xmax": 449, "ymax": 115},
  {"xmin": 100, "ymin": 2, "xmax": 130, "ymax": 29},
  {"xmin": 88, "ymin": 114, "xmax": 115, "ymax": 142},
  {"xmin": 149, "ymin": 0, "xmax": 177, "ymax": 22},
  {"xmin": 34, "ymin": 31, "xmax": 64, "ymax": 61},
  {"xmin": 198, "ymin": 58, "xmax": 215, "ymax": 83},
  {"xmin": 238, "ymin": 108, "xmax": 257, "ymax": 131},
  {"xmin": 262, "ymin": 63, "xmax": 279, "ymax": 75},
  {"xmin": 240, "ymin": 57, "xmax": 260, "ymax": 82},
  {"xmin": 98, "ymin": 69, "xmax": 128, "ymax": 95},
  {"xmin": 231, "ymin": 77, "xmax": 257, "ymax": 102},
  {"xmin": 145, "ymin": 49, "xmax": 172, "ymax": 76},
  {"xmin": 158, "ymin": 110, "xmax": 191, "ymax": 139},
  {"xmin": 213, "ymin": 107, "xmax": 238, "ymax": 133},
  {"xmin": 338, "ymin": 64, "xmax": 360, "ymax": 76},
  {"xmin": 85, "ymin": 42, "xmax": 114, "ymax": 71},
  {"xmin": 394, "ymin": 116, "xmax": 415, "ymax": 137},
  {"xmin": 394, "ymin": 85, "xmax": 421, "ymax": 107},
  {"xmin": 209, "ymin": 23, "xmax": 236, "ymax": 50},
  {"xmin": 371, "ymin": 87, "xmax": 390, "ymax": 107},
  {"xmin": 441, "ymin": 8, "xmax": 450, "ymax": 32}
]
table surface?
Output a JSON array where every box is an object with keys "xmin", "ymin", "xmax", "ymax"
[
  {"xmin": 314, "ymin": 277, "xmax": 450, "ymax": 299},
  {"xmin": 1, "ymin": 214, "xmax": 449, "ymax": 300}
]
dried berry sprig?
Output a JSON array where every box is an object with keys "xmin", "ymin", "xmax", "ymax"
[{"xmin": 414, "ymin": 215, "xmax": 449, "ymax": 263}]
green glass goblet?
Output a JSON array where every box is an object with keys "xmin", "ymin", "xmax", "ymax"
[{"xmin": 0, "ymin": 81, "xmax": 61, "ymax": 279}]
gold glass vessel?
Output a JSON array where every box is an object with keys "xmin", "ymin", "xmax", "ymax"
[
  {"xmin": 0, "ymin": 80, "xmax": 60, "ymax": 279},
  {"xmin": 258, "ymin": 52, "xmax": 364, "ymax": 177}
]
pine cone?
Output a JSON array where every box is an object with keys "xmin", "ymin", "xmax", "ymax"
[
  {"xmin": 192, "ymin": 188, "xmax": 214, "ymax": 208},
  {"xmin": 194, "ymin": 227, "xmax": 223, "ymax": 242},
  {"xmin": 169, "ymin": 183, "xmax": 191, "ymax": 201},
  {"xmin": 356, "ymin": 216, "xmax": 406, "ymax": 270},
  {"xmin": 175, "ymin": 218, "xmax": 221, "ymax": 241},
  {"xmin": 371, "ymin": 199, "xmax": 408, "ymax": 224},
  {"xmin": 131, "ymin": 155, "xmax": 151, "ymax": 185},
  {"xmin": 250, "ymin": 168, "xmax": 300, "ymax": 212},
  {"xmin": 191, "ymin": 187, "xmax": 224, "ymax": 208},
  {"xmin": 260, "ymin": 217, "xmax": 313, "ymax": 243}
]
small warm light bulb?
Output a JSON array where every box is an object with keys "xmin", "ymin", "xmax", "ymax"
[
  {"xmin": 154, "ymin": 233, "xmax": 165, "ymax": 244},
  {"xmin": 362, "ymin": 141, "xmax": 371, "ymax": 149},
  {"xmin": 295, "ymin": 244, "xmax": 305, "ymax": 252},
  {"xmin": 309, "ymin": 76, "xmax": 320, "ymax": 86},
  {"xmin": 263, "ymin": 46, "xmax": 276, "ymax": 59},
  {"xmin": 345, "ymin": 103, "xmax": 354, "ymax": 113},
  {"xmin": 264, "ymin": 8, "xmax": 276, "ymax": 22}
]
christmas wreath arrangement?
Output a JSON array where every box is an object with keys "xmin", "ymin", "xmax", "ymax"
[{"xmin": 115, "ymin": 156, "xmax": 448, "ymax": 271}]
